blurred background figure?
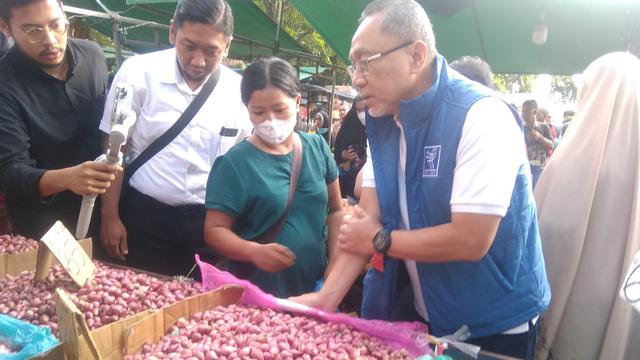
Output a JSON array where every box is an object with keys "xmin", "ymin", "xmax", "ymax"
[
  {"xmin": 450, "ymin": 55, "xmax": 494, "ymax": 88},
  {"xmin": 333, "ymin": 98, "xmax": 367, "ymax": 199},
  {"xmin": 535, "ymin": 52, "xmax": 640, "ymax": 360},
  {"xmin": 296, "ymin": 115, "xmax": 309, "ymax": 132},
  {"xmin": 313, "ymin": 110, "xmax": 330, "ymax": 144},
  {"xmin": 536, "ymin": 107, "xmax": 559, "ymax": 155},
  {"xmin": 561, "ymin": 110, "xmax": 575, "ymax": 136},
  {"xmin": 522, "ymin": 99, "xmax": 554, "ymax": 187}
]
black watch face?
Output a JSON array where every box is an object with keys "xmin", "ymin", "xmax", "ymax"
[{"xmin": 374, "ymin": 231, "xmax": 387, "ymax": 251}]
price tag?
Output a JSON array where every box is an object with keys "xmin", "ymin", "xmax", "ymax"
[
  {"xmin": 35, "ymin": 221, "xmax": 95, "ymax": 287},
  {"xmin": 56, "ymin": 288, "xmax": 101, "ymax": 360}
]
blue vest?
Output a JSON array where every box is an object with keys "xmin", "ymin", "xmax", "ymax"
[{"xmin": 362, "ymin": 55, "xmax": 550, "ymax": 338}]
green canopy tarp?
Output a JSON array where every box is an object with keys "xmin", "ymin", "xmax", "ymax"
[
  {"xmin": 291, "ymin": 0, "xmax": 638, "ymax": 74},
  {"xmin": 65, "ymin": 0, "xmax": 311, "ymax": 59}
]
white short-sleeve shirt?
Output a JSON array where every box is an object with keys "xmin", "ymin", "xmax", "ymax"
[{"xmin": 100, "ymin": 48, "xmax": 252, "ymax": 206}]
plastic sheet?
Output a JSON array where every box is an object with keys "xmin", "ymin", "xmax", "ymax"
[
  {"xmin": 196, "ymin": 254, "xmax": 431, "ymax": 357},
  {"xmin": 0, "ymin": 314, "xmax": 59, "ymax": 360}
]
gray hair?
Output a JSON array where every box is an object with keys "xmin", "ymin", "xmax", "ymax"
[{"xmin": 360, "ymin": 0, "xmax": 436, "ymax": 55}]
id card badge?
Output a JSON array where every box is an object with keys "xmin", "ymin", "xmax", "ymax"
[{"xmin": 220, "ymin": 127, "xmax": 238, "ymax": 137}]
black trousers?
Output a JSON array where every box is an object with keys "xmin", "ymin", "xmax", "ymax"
[{"xmin": 121, "ymin": 187, "xmax": 219, "ymax": 278}]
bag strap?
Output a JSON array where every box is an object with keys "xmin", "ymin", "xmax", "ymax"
[
  {"xmin": 255, "ymin": 133, "xmax": 303, "ymax": 244},
  {"xmin": 123, "ymin": 69, "xmax": 221, "ymax": 186}
]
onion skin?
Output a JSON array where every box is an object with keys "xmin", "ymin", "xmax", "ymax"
[
  {"xmin": 0, "ymin": 261, "xmax": 202, "ymax": 335},
  {"xmin": 0, "ymin": 234, "xmax": 38, "ymax": 254},
  {"xmin": 124, "ymin": 305, "xmax": 412, "ymax": 359}
]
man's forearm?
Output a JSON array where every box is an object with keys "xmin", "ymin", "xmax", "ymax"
[
  {"xmin": 387, "ymin": 212, "xmax": 501, "ymax": 262},
  {"xmin": 325, "ymin": 209, "xmax": 344, "ymax": 267},
  {"xmin": 101, "ymin": 170, "xmax": 124, "ymax": 219},
  {"xmin": 38, "ymin": 168, "xmax": 69, "ymax": 197},
  {"xmin": 319, "ymin": 251, "xmax": 368, "ymax": 310}
]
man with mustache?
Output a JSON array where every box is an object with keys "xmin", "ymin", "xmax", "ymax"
[
  {"xmin": 0, "ymin": 0, "xmax": 121, "ymax": 239},
  {"xmin": 99, "ymin": 0, "xmax": 252, "ymax": 276}
]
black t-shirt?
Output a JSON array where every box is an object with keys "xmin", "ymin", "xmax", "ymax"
[
  {"xmin": 524, "ymin": 123, "xmax": 552, "ymax": 167},
  {"xmin": 0, "ymin": 39, "xmax": 108, "ymax": 238}
]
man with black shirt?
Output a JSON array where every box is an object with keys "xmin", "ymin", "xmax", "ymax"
[{"xmin": 0, "ymin": 0, "xmax": 121, "ymax": 239}]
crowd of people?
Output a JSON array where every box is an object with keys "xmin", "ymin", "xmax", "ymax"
[{"xmin": 0, "ymin": 0, "xmax": 638, "ymax": 359}]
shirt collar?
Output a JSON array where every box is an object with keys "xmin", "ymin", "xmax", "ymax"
[{"xmin": 159, "ymin": 47, "xmax": 215, "ymax": 95}]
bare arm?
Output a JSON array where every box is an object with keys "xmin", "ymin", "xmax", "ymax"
[
  {"xmin": 339, "ymin": 207, "xmax": 502, "ymax": 262},
  {"xmin": 99, "ymin": 134, "xmax": 128, "ymax": 260},
  {"xmin": 39, "ymin": 161, "xmax": 121, "ymax": 197},
  {"xmin": 294, "ymin": 187, "xmax": 380, "ymax": 311},
  {"xmin": 324, "ymin": 179, "xmax": 344, "ymax": 275},
  {"xmin": 204, "ymin": 209, "xmax": 295, "ymax": 272},
  {"xmin": 385, "ymin": 213, "xmax": 500, "ymax": 262}
]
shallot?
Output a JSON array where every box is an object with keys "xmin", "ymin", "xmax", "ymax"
[
  {"xmin": 0, "ymin": 261, "xmax": 202, "ymax": 335},
  {"xmin": 125, "ymin": 304, "xmax": 412, "ymax": 360},
  {"xmin": 0, "ymin": 234, "xmax": 38, "ymax": 254}
]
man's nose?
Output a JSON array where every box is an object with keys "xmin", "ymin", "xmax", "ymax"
[{"xmin": 191, "ymin": 50, "xmax": 205, "ymax": 67}]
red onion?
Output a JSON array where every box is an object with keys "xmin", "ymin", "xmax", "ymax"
[
  {"xmin": 0, "ymin": 234, "xmax": 38, "ymax": 254},
  {"xmin": 0, "ymin": 261, "xmax": 202, "ymax": 336},
  {"xmin": 125, "ymin": 305, "xmax": 411, "ymax": 359}
]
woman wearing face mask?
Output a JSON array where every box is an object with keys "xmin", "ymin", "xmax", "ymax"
[
  {"xmin": 333, "ymin": 98, "xmax": 367, "ymax": 199},
  {"xmin": 204, "ymin": 57, "xmax": 343, "ymax": 298}
]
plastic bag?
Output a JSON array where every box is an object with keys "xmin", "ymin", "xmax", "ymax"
[
  {"xmin": 196, "ymin": 254, "xmax": 432, "ymax": 357},
  {"xmin": 0, "ymin": 314, "xmax": 59, "ymax": 360}
]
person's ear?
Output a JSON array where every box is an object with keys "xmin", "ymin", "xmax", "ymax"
[
  {"xmin": 408, "ymin": 40, "xmax": 429, "ymax": 74},
  {"xmin": 0, "ymin": 19, "xmax": 12, "ymax": 38},
  {"xmin": 222, "ymin": 36, "xmax": 232, "ymax": 59},
  {"xmin": 169, "ymin": 19, "xmax": 176, "ymax": 46},
  {"xmin": 295, "ymin": 94, "xmax": 301, "ymax": 111}
]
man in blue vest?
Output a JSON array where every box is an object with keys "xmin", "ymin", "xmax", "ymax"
[{"xmin": 292, "ymin": 1, "xmax": 550, "ymax": 358}]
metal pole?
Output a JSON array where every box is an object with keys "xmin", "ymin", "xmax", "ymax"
[
  {"xmin": 329, "ymin": 59, "xmax": 337, "ymax": 147},
  {"xmin": 112, "ymin": 21, "xmax": 122, "ymax": 69},
  {"xmin": 274, "ymin": 0, "xmax": 283, "ymax": 55}
]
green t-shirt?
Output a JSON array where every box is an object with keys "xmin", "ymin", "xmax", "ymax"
[{"xmin": 205, "ymin": 131, "xmax": 339, "ymax": 297}]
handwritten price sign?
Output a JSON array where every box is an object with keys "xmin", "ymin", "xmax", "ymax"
[{"xmin": 37, "ymin": 221, "xmax": 95, "ymax": 287}]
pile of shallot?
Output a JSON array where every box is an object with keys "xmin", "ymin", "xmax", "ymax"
[
  {"xmin": 126, "ymin": 304, "xmax": 412, "ymax": 360},
  {"xmin": 0, "ymin": 262, "xmax": 202, "ymax": 334},
  {"xmin": 0, "ymin": 341, "xmax": 15, "ymax": 354},
  {"xmin": 0, "ymin": 234, "xmax": 38, "ymax": 254}
]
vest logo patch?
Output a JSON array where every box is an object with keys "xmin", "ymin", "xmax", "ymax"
[{"xmin": 423, "ymin": 145, "xmax": 441, "ymax": 177}]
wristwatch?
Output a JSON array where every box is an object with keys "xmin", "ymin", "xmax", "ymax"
[{"xmin": 372, "ymin": 229, "xmax": 392, "ymax": 255}]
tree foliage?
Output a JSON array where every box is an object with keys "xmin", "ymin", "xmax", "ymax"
[
  {"xmin": 253, "ymin": 0, "xmax": 336, "ymax": 65},
  {"xmin": 493, "ymin": 74, "xmax": 534, "ymax": 93},
  {"xmin": 551, "ymin": 75, "xmax": 577, "ymax": 102}
]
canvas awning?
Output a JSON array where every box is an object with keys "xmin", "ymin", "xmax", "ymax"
[
  {"xmin": 291, "ymin": 0, "xmax": 639, "ymax": 74},
  {"xmin": 65, "ymin": 0, "xmax": 314, "ymax": 60}
]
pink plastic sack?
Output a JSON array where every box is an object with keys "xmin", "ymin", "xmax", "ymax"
[{"xmin": 195, "ymin": 255, "xmax": 431, "ymax": 357}]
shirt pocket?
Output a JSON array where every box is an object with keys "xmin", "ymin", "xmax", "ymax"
[{"xmin": 213, "ymin": 133, "xmax": 239, "ymax": 160}]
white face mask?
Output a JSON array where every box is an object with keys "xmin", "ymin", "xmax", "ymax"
[
  {"xmin": 357, "ymin": 111, "xmax": 366, "ymax": 125},
  {"xmin": 253, "ymin": 118, "xmax": 296, "ymax": 145}
]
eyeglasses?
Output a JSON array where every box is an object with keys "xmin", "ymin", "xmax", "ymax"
[
  {"xmin": 347, "ymin": 41, "xmax": 414, "ymax": 78},
  {"xmin": 20, "ymin": 19, "xmax": 69, "ymax": 44}
]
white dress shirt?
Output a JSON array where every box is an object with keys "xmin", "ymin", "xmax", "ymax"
[{"xmin": 100, "ymin": 48, "xmax": 252, "ymax": 206}]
